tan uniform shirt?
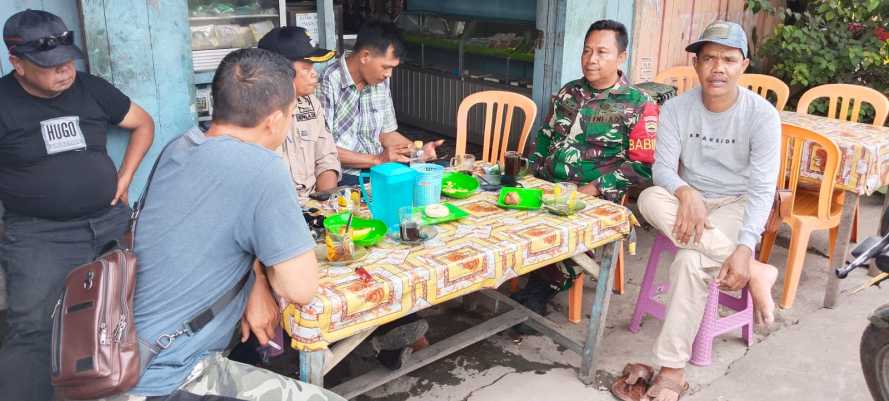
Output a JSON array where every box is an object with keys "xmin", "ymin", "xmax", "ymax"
[{"xmin": 276, "ymin": 94, "xmax": 342, "ymax": 197}]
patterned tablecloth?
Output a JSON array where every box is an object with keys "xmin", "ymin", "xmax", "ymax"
[
  {"xmin": 282, "ymin": 176, "xmax": 634, "ymax": 351},
  {"xmin": 782, "ymin": 111, "xmax": 889, "ymax": 195}
]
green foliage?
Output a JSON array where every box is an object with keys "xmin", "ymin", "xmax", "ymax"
[
  {"xmin": 758, "ymin": 0, "xmax": 889, "ymax": 120},
  {"xmin": 744, "ymin": 0, "xmax": 778, "ymax": 15}
]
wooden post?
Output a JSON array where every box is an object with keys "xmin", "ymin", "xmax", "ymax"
[
  {"xmin": 579, "ymin": 240, "xmax": 619, "ymax": 384},
  {"xmin": 300, "ymin": 350, "xmax": 326, "ymax": 386},
  {"xmin": 869, "ymin": 193, "xmax": 889, "ymax": 276},
  {"xmin": 824, "ymin": 192, "xmax": 859, "ymax": 308}
]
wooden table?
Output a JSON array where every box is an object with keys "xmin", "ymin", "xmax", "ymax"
[
  {"xmin": 282, "ymin": 176, "xmax": 635, "ymax": 397},
  {"xmin": 781, "ymin": 111, "xmax": 889, "ymax": 307}
]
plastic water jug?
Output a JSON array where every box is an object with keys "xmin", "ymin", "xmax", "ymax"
[{"xmin": 358, "ymin": 163, "xmax": 417, "ymax": 231}]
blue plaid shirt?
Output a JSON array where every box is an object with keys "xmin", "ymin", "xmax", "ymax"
[{"xmin": 318, "ymin": 57, "xmax": 399, "ymax": 175}]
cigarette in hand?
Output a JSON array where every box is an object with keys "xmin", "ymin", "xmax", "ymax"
[{"xmin": 267, "ymin": 340, "xmax": 282, "ymax": 350}]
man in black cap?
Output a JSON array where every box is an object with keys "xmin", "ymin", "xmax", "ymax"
[
  {"xmin": 258, "ymin": 26, "xmax": 341, "ymax": 197},
  {"xmin": 0, "ymin": 9, "xmax": 154, "ymax": 400}
]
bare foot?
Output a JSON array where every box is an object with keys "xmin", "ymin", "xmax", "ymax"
[
  {"xmin": 646, "ymin": 367, "xmax": 686, "ymax": 401},
  {"xmin": 749, "ymin": 260, "xmax": 778, "ymax": 325}
]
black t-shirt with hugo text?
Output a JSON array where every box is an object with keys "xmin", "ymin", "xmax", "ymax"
[{"xmin": 0, "ymin": 71, "xmax": 131, "ymax": 219}]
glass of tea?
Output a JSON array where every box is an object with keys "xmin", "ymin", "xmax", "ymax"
[{"xmin": 503, "ymin": 151, "xmax": 529, "ymax": 176}]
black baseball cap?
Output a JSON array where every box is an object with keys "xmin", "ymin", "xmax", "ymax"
[
  {"xmin": 4, "ymin": 9, "xmax": 83, "ymax": 68},
  {"xmin": 258, "ymin": 27, "xmax": 335, "ymax": 63}
]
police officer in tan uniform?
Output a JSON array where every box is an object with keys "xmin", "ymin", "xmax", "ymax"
[{"xmin": 259, "ymin": 27, "xmax": 340, "ymax": 197}]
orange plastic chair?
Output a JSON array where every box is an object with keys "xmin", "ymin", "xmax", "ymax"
[
  {"xmin": 739, "ymin": 73, "xmax": 790, "ymax": 111},
  {"xmin": 797, "ymin": 84, "xmax": 889, "ymax": 126},
  {"xmin": 564, "ymin": 194, "xmax": 629, "ymax": 323},
  {"xmin": 758, "ymin": 123, "xmax": 842, "ymax": 309},
  {"xmin": 455, "ymin": 91, "xmax": 537, "ymax": 163},
  {"xmin": 654, "ymin": 66, "xmax": 699, "ymax": 95},
  {"xmin": 457, "ymin": 91, "xmax": 537, "ymax": 294},
  {"xmin": 796, "ymin": 84, "xmax": 889, "ymax": 244}
]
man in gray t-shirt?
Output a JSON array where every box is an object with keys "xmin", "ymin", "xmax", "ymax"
[
  {"xmin": 625, "ymin": 22, "xmax": 780, "ymax": 401},
  {"xmin": 96, "ymin": 49, "xmax": 345, "ymax": 401}
]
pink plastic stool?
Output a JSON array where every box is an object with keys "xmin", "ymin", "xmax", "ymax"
[{"xmin": 629, "ymin": 233, "xmax": 754, "ymax": 366}]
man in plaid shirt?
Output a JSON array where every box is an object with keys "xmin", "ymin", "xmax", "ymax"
[{"xmin": 318, "ymin": 20, "xmax": 442, "ymax": 184}]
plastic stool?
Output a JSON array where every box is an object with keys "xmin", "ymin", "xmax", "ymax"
[{"xmin": 629, "ymin": 233, "xmax": 754, "ymax": 366}]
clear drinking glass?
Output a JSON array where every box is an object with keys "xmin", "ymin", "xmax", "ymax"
[
  {"xmin": 398, "ymin": 206, "xmax": 423, "ymax": 242},
  {"xmin": 450, "ymin": 154, "xmax": 476, "ymax": 173}
]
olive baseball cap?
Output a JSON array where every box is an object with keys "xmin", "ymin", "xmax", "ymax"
[
  {"xmin": 685, "ymin": 21, "xmax": 748, "ymax": 58},
  {"xmin": 258, "ymin": 27, "xmax": 335, "ymax": 63},
  {"xmin": 3, "ymin": 9, "xmax": 83, "ymax": 67}
]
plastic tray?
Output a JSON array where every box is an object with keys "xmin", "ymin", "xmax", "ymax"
[
  {"xmin": 417, "ymin": 203, "xmax": 470, "ymax": 225},
  {"xmin": 496, "ymin": 187, "xmax": 544, "ymax": 210}
]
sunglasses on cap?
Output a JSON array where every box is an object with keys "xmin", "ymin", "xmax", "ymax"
[{"xmin": 11, "ymin": 30, "xmax": 74, "ymax": 54}]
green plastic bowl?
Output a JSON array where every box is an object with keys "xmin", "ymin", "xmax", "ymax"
[
  {"xmin": 441, "ymin": 172, "xmax": 480, "ymax": 199},
  {"xmin": 323, "ymin": 213, "xmax": 387, "ymax": 247}
]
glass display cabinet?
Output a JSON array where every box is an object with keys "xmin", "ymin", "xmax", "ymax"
[{"xmin": 189, "ymin": 0, "xmax": 287, "ymax": 71}]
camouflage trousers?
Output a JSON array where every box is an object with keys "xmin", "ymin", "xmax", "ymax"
[{"xmin": 89, "ymin": 353, "xmax": 345, "ymax": 401}]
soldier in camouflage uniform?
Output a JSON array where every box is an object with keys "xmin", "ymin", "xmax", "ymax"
[
  {"xmin": 530, "ymin": 20, "xmax": 659, "ymax": 203},
  {"xmin": 515, "ymin": 20, "xmax": 659, "ymax": 319}
]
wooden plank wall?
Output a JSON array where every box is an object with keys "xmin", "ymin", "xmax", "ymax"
[
  {"xmin": 0, "ymin": 0, "xmax": 85, "ymax": 74},
  {"xmin": 80, "ymin": 0, "xmax": 196, "ymax": 201},
  {"xmin": 629, "ymin": 0, "xmax": 781, "ymax": 83}
]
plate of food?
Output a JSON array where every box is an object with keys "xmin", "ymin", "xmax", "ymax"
[
  {"xmin": 323, "ymin": 213, "xmax": 387, "ymax": 247},
  {"xmin": 496, "ymin": 187, "xmax": 544, "ymax": 210},
  {"xmin": 441, "ymin": 172, "xmax": 480, "ymax": 199},
  {"xmin": 417, "ymin": 203, "xmax": 470, "ymax": 225},
  {"xmin": 542, "ymin": 199, "xmax": 588, "ymax": 216},
  {"xmin": 314, "ymin": 243, "xmax": 370, "ymax": 266}
]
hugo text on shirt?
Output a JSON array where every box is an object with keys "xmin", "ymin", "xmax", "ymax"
[{"xmin": 40, "ymin": 116, "xmax": 87, "ymax": 154}]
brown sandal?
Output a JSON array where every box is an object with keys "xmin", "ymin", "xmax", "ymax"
[
  {"xmin": 645, "ymin": 374, "xmax": 689, "ymax": 401},
  {"xmin": 611, "ymin": 363, "xmax": 655, "ymax": 401}
]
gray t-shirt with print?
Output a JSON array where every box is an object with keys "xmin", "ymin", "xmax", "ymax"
[{"xmin": 131, "ymin": 127, "xmax": 314, "ymax": 396}]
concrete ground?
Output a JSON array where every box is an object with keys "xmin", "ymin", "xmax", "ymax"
[{"xmin": 333, "ymin": 193, "xmax": 888, "ymax": 401}]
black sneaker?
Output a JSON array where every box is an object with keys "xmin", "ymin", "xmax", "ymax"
[
  {"xmin": 371, "ymin": 319, "xmax": 429, "ymax": 352},
  {"xmin": 377, "ymin": 347, "xmax": 413, "ymax": 370},
  {"xmin": 510, "ymin": 276, "xmax": 559, "ymax": 316}
]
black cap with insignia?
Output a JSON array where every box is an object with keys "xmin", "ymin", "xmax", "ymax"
[{"xmin": 258, "ymin": 26, "xmax": 335, "ymax": 63}]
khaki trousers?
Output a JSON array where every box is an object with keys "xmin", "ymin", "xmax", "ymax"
[{"xmin": 637, "ymin": 186, "xmax": 747, "ymax": 369}]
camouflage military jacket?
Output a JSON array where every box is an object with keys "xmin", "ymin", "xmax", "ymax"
[{"xmin": 530, "ymin": 74, "xmax": 658, "ymax": 202}]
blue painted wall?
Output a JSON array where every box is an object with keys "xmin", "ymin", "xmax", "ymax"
[{"xmin": 80, "ymin": 0, "xmax": 196, "ymax": 202}]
